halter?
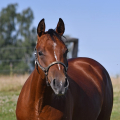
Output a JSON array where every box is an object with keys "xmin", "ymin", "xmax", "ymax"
[{"xmin": 34, "ymin": 48, "xmax": 68, "ymax": 86}]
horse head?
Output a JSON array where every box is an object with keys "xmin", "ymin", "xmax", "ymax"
[{"xmin": 35, "ymin": 18, "xmax": 69, "ymax": 95}]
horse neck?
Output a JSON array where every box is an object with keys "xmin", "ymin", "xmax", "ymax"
[{"xmin": 30, "ymin": 67, "xmax": 47, "ymax": 100}]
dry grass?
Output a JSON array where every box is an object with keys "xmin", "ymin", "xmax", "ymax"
[
  {"xmin": 0, "ymin": 74, "xmax": 29, "ymax": 92},
  {"xmin": 111, "ymin": 76, "xmax": 120, "ymax": 89},
  {"xmin": 111, "ymin": 76, "xmax": 120, "ymax": 98}
]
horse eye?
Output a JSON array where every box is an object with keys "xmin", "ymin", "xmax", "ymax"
[{"xmin": 38, "ymin": 51, "xmax": 43, "ymax": 56}]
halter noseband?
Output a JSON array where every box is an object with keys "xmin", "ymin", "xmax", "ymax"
[{"xmin": 34, "ymin": 48, "xmax": 68, "ymax": 86}]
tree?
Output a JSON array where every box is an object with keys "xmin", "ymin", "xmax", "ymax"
[{"xmin": 0, "ymin": 4, "xmax": 36, "ymax": 74}]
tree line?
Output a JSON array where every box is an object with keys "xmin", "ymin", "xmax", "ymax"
[{"xmin": 0, "ymin": 3, "xmax": 36, "ymax": 74}]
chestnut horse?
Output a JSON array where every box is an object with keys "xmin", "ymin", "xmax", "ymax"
[{"xmin": 16, "ymin": 18, "xmax": 113, "ymax": 120}]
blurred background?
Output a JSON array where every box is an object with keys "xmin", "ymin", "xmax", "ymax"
[
  {"xmin": 0, "ymin": 0, "xmax": 120, "ymax": 76},
  {"xmin": 0, "ymin": 1, "xmax": 120, "ymax": 120}
]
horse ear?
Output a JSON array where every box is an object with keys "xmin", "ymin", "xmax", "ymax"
[
  {"xmin": 56, "ymin": 18, "xmax": 65, "ymax": 36},
  {"xmin": 37, "ymin": 18, "xmax": 45, "ymax": 37}
]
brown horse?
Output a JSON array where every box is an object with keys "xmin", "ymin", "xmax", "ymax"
[{"xmin": 16, "ymin": 18, "xmax": 113, "ymax": 120}]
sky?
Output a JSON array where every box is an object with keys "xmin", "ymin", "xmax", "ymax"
[{"xmin": 0, "ymin": 0, "xmax": 120, "ymax": 76}]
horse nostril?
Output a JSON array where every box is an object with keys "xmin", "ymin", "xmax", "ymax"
[
  {"xmin": 53, "ymin": 79, "xmax": 56, "ymax": 86},
  {"xmin": 64, "ymin": 78, "xmax": 69, "ymax": 88}
]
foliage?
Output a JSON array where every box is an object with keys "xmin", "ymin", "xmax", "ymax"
[{"xmin": 0, "ymin": 4, "xmax": 36, "ymax": 74}]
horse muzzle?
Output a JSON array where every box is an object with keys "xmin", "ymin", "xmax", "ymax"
[{"xmin": 50, "ymin": 77, "xmax": 69, "ymax": 95}]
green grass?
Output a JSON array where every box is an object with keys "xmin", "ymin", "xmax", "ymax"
[
  {"xmin": 111, "ymin": 85, "xmax": 120, "ymax": 120},
  {"xmin": 0, "ymin": 91, "xmax": 20, "ymax": 120},
  {"xmin": 0, "ymin": 76, "xmax": 120, "ymax": 120}
]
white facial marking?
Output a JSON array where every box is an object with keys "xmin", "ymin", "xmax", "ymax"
[{"xmin": 53, "ymin": 42, "xmax": 60, "ymax": 70}]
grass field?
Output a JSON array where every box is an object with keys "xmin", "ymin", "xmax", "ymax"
[
  {"xmin": 0, "ymin": 75, "xmax": 120, "ymax": 120},
  {"xmin": 0, "ymin": 75, "xmax": 28, "ymax": 120},
  {"xmin": 111, "ymin": 76, "xmax": 120, "ymax": 120}
]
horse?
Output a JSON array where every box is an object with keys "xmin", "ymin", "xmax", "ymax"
[{"xmin": 16, "ymin": 18, "xmax": 113, "ymax": 120}]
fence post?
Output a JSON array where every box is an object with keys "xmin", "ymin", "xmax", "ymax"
[{"xmin": 10, "ymin": 62, "xmax": 13, "ymax": 76}]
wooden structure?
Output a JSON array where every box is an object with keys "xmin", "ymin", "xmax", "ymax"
[{"xmin": 63, "ymin": 37, "xmax": 78, "ymax": 58}]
